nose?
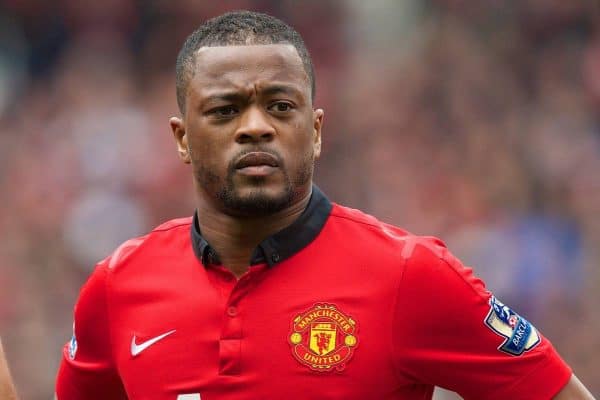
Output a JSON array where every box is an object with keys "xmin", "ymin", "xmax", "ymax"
[{"xmin": 234, "ymin": 106, "xmax": 276, "ymax": 144}]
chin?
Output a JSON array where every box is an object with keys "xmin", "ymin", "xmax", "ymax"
[{"xmin": 218, "ymin": 183, "xmax": 296, "ymax": 216}]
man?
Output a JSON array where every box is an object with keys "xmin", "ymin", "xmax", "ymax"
[
  {"xmin": 0, "ymin": 339, "xmax": 18, "ymax": 400},
  {"xmin": 55, "ymin": 10, "xmax": 595, "ymax": 400}
]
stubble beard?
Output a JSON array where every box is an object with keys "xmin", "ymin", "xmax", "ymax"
[{"xmin": 196, "ymin": 152, "xmax": 314, "ymax": 217}]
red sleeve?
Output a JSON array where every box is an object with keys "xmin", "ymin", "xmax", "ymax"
[
  {"xmin": 392, "ymin": 238, "xmax": 572, "ymax": 400},
  {"xmin": 55, "ymin": 262, "xmax": 128, "ymax": 399}
]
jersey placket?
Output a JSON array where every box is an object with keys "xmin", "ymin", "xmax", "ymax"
[{"xmin": 215, "ymin": 264, "xmax": 267, "ymax": 376}]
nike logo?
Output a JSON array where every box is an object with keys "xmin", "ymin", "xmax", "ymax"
[{"xmin": 131, "ymin": 330, "xmax": 176, "ymax": 356}]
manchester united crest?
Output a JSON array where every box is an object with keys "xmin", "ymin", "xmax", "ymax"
[{"xmin": 289, "ymin": 303, "xmax": 359, "ymax": 372}]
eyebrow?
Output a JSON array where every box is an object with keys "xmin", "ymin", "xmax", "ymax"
[
  {"xmin": 202, "ymin": 92, "xmax": 247, "ymax": 105},
  {"xmin": 201, "ymin": 84, "xmax": 303, "ymax": 106},
  {"xmin": 260, "ymin": 84, "xmax": 302, "ymax": 97}
]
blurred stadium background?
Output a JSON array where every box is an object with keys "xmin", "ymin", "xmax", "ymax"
[{"xmin": 0, "ymin": 1, "xmax": 599, "ymax": 398}]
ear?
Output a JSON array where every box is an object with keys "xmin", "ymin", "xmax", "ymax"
[
  {"xmin": 170, "ymin": 117, "xmax": 191, "ymax": 164},
  {"xmin": 312, "ymin": 108, "xmax": 324, "ymax": 159}
]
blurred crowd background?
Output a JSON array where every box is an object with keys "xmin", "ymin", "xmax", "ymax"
[{"xmin": 0, "ymin": 0, "xmax": 598, "ymax": 398}]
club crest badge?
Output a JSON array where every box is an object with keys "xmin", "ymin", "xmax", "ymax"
[
  {"xmin": 484, "ymin": 296, "xmax": 540, "ymax": 356},
  {"xmin": 288, "ymin": 303, "xmax": 358, "ymax": 372}
]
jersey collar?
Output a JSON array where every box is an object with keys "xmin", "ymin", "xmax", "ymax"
[{"xmin": 190, "ymin": 185, "xmax": 332, "ymax": 267}]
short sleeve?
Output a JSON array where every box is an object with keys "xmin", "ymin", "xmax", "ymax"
[
  {"xmin": 392, "ymin": 238, "xmax": 571, "ymax": 400},
  {"xmin": 55, "ymin": 262, "xmax": 127, "ymax": 399}
]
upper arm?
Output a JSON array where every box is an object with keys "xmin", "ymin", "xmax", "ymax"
[
  {"xmin": 553, "ymin": 375, "xmax": 595, "ymax": 400},
  {"xmin": 393, "ymin": 239, "xmax": 573, "ymax": 400},
  {"xmin": 55, "ymin": 263, "xmax": 127, "ymax": 399}
]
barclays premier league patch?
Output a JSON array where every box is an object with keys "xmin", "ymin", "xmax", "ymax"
[{"xmin": 484, "ymin": 296, "xmax": 540, "ymax": 356}]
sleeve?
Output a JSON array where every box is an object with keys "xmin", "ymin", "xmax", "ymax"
[
  {"xmin": 392, "ymin": 238, "xmax": 572, "ymax": 400},
  {"xmin": 55, "ymin": 261, "xmax": 128, "ymax": 399}
]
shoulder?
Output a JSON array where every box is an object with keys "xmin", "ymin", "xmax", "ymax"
[
  {"xmin": 99, "ymin": 216, "xmax": 192, "ymax": 271},
  {"xmin": 71, "ymin": 217, "xmax": 192, "ymax": 336},
  {"xmin": 328, "ymin": 204, "xmax": 482, "ymax": 292},
  {"xmin": 328, "ymin": 203, "xmax": 448, "ymax": 262}
]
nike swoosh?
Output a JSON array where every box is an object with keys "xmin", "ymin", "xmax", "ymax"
[{"xmin": 131, "ymin": 330, "xmax": 176, "ymax": 356}]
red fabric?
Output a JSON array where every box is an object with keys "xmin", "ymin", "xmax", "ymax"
[
  {"xmin": 55, "ymin": 206, "xmax": 571, "ymax": 399},
  {"xmin": 392, "ymin": 237, "xmax": 571, "ymax": 399}
]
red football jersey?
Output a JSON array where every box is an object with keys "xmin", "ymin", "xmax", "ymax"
[{"xmin": 56, "ymin": 188, "xmax": 571, "ymax": 399}]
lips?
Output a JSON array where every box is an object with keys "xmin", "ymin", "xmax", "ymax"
[{"xmin": 235, "ymin": 152, "xmax": 280, "ymax": 169}]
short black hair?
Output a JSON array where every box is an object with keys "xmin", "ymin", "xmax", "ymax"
[{"xmin": 175, "ymin": 10, "xmax": 315, "ymax": 114}]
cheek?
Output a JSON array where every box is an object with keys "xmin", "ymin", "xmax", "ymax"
[
  {"xmin": 287, "ymin": 115, "xmax": 315, "ymax": 147},
  {"xmin": 284, "ymin": 128, "xmax": 316, "ymax": 167},
  {"xmin": 187, "ymin": 144, "xmax": 226, "ymax": 184},
  {"xmin": 187, "ymin": 125, "xmax": 229, "ymax": 166},
  {"xmin": 189, "ymin": 137, "xmax": 213, "ymax": 161}
]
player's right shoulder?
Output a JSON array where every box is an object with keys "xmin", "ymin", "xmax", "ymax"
[{"xmin": 98, "ymin": 216, "xmax": 192, "ymax": 272}]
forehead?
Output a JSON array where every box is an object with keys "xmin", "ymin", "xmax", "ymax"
[{"xmin": 189, "ymin": 44, "xmax": 309, "ymax": 97}]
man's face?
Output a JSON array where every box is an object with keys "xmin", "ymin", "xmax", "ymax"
[{"xmin": 171, "ymin": 44, "xmax": 323, "ymax": 217}]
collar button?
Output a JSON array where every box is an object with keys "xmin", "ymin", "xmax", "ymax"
[
  {"xmin": 271, "ymin": 252, "xmax": 280, "ymax": 263},
  {"xmin": 207, "ymin": 249, "xmax": 218, "ymax": 264}
]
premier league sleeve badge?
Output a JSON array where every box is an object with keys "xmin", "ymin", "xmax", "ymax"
[{"xmin": 484, "ymin": 296, "xmax": 541, "ymax": 356}]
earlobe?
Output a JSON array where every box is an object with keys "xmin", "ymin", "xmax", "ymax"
[
  {"xmin": 169, "ymin": 117, "xmax": 191, "ymax": 164},
  {"xmin": 313, "ymin": 109, "xmax": 324, "ymax": 159}
]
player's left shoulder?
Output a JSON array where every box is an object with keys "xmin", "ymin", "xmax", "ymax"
[
  {"xmin": 328, "ymin": 204, "xmax": 459, "ymax": 271},
  {"xmin": 395, "ymin": 231, "xmax": 468, "ymax": 273},
  {"xmin": 393, "ymin": 233, "xmax": 448, "ymax": 262},
  {"xmin": 395, "ymin": 232, "xmax": 492, "ymax": 300},
  {"xmin": 329, "ymin": 203, "xmax": 422, "ymax": 253}
]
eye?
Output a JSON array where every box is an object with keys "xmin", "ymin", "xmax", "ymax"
[
  {"xmin": 268, "ymin": 101, "xmax": 294, "ymax": 113},
  {"xmin": 209, "ymin": 105, "xmax": 239, "ymax": 117}
]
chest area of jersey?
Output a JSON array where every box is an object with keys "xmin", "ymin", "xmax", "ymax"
[{"xmin": 109, "ymin": 263, "xmax": 401, "ymax": 399}]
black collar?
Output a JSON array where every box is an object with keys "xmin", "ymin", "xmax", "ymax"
[{"xmin": 190, "ymin": 185, "xmax": 332, "ymax": 267}]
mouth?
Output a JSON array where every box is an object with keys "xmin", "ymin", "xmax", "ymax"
[{"xmin": 234, "ymin": 152, "xmax": 280, "ymax": 177}]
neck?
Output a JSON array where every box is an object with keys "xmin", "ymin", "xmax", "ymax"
[{"xmin": 196, "ymin": 190, "xmax": 312, "ymax": 277}]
